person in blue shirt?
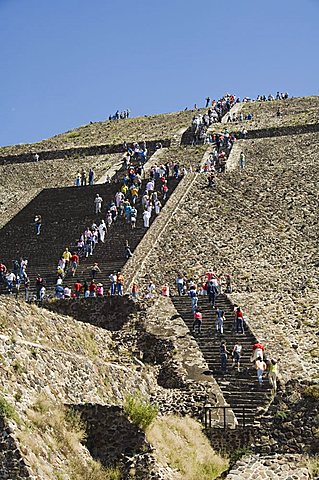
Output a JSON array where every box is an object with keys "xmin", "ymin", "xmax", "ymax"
[
  {"xmin": 89, "ymin": 168, "xmax": 95, "ymax": 186},
  {"xmin": 55, "ymin": 284, "xmax": 64, "ymax": 299}
]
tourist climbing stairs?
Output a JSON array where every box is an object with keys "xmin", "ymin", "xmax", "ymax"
[
  {"xmin": 172, "ymin": 294, "xmax": 272, "ymax": 427},
  {"xmin": 0, "ymin": 176, "xmax": 180, "ymax": 295}
]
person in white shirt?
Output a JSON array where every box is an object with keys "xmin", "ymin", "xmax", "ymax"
[
  {"xmin": 64, "ymin": 286, "xmax": 72, "ymax": 298},
  {"xmin": 94, "ymin": 194, "xmax": 103, "ymax": 214},
  {"xmin": 146, "ymin": 180, "xmax": 154, "ymax": 194},
  {"xmin": 255, "ymin": 357, "xmax": 267, "ymax": 386},
  {"xmin": 232, "ymin": 344, "xmax": 242, "ymax": 372},
  {"xmin": 6, "ymin": 271, "xmax": 16, "ymax": 293},
  {"xmin": 98, "ymin": 220, "xmax": 107, "ymax": 243},
  {"xmin": 143, "ymin": 210, "xmax": 151, "ymax": 228}
]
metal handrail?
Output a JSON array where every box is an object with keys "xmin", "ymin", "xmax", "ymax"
[{"xmin": 203, "ymin": 405, "xmax": 247, "ymax": 429}]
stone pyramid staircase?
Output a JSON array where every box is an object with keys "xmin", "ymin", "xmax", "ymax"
[
  {"xmin": 172, "ymin": 294, "xmax": 272, "ymax": 426},
  {"xmin": 0, "ymin": 176, "xmax": 180, "ymax": 295}
]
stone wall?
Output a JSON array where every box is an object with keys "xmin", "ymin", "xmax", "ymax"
[
  {"xmin": 207, "ymin": 427, "xmax": 255, "ymax": 454},
  {"xmin": 247, "ymin": 122, "xmax": 319, "ymax": 139},
  {"xmin": 0, "ymin": 296, "xmax": 166, "ymax": 479},
  {"xmin": 43, "ymin": 296, "xmax": 141, "ymax": 331},
  {"xmin": 0, "ymin": 332, "xmax": 156, "ymax": 412},
  {"xmin": 0, "ymin": 417, "xmax": 32, "ymax": 479},
  {"xmin": 0, "ymin": 139, "xmax": 171, "ymax": 166},
  {"xmin": 73, "ymin": 404, "xmax": 148, "ymax": 467},
  {"xmin": 255, "ymin": 380, "xmax": 319, "ymax": 456}
]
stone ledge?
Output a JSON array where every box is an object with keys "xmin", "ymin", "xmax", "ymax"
[{"xmin": 0, "ymin": 139, "xmax": 171, "ymax": 166}]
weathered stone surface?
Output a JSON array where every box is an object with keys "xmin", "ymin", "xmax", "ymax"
[
  {"xmin": 0, "ymin": 417, "xmax": 32, "ymax": 479},
  {"xmin": 239, "ymin": 96, "xmax": 319, "ymax": 131},
  {"xmin": 0, "ymin": 153, "xmax": 122, "ymax": 227},
  {"xmin": 0, "ymin": 109, "xmax": 205, "ymax": 157},
  {"xmin": 226, "ymin": 453, "xmax": 311, "ymax": 479},
  {"xmin": 127, "ymin": 132, "xmax": 319, "ymax": 382}
]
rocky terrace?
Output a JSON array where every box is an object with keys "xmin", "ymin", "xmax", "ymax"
[{"xmin": 131, "ymin": 132, "xmax": 319, "ymax": 381}]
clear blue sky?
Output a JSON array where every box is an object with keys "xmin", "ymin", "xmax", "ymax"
[{"xmin": 1, "ymin": 0, "xmax": 318, "ymax": 146}]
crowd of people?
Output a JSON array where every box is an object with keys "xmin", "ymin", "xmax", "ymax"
[
  {"xmin": 108, "ymin": 109, "xmax": 131, "ymax": 121},
  {"xmin": 0, "ymin": 258, "xmax": 30, "ymax": 299},
  {"xmin": 253, "ymin": 91, "xmax": 289, "ymax": 102},
  {"xmin": 170, "ymin": 269, "xmax": 278, "ymax": 389},
  {"xmin": 224, "ymin": 111, "xmax": 254, "ymax": 123},
  {"xmin": 192, "ymin": 90, "xmax": 291, "ymax": 145},
  {"xmin": 74, "ymin": 167, "xmax": 96, "ymax": 186},
  {"xmin": 109, "ymin": 108, "xmax": 131, "ymax": 121},
  {"xmin": 129, "ymin": 268, "xmax": 278, "ymax": 390},
  {"xmin": 202, "ymin": 129, "xmax": 238, "ymax": 177},
  {"xmin": 43, "ymin": 147, "xmax": 183, "ymax": 300},
  {"xmin": 0, "ymin": 141, "xmax": 186, "ymax": 302},
  {"xmin": 191, "ymin": 93, "xmax": 238, "ymax": 145}
]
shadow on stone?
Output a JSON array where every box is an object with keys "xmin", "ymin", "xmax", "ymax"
[
  {"xmin": 72, "ymin": 404, "xmax": 149, "ymax": 469},
  {"xmin": 44, "ymin": 296, "xmax": 143, "ymax": 331}
]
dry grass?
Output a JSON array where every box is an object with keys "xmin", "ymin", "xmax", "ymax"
[
  {"xmin": 238, "ymin": 96, "xmax": 319, "ymax": 131},
  {"xmin": 308, "ymin": 455, "xmax": 319, "ymax": 478},
  {"xmin": 146, "ymin": 415, "xmax": 228, "ymax": 480},
  {"xmin": 0, "ymin": 298, "xmax": 114, "ymax": 362},
  {"xmin": 0, "ymin": 109, "xmax": 206, "ymax": 157},
  {"xmin": 16, "ymin": 394, "xmax": 121, "ymax": 480}
]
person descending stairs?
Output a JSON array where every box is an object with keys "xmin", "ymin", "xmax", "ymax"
[{"xmin": 172, "ymin": 293, "xmax": 272, "ymax": 427}]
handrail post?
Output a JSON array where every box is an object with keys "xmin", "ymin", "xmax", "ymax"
[{"xmin": 242, "ymin": 406, "xmax": 245, "ymax": 429}]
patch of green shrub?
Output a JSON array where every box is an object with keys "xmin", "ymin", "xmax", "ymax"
[
  {"xmin": 124, "ymin": 394, "xmax": 158, "ymax": 431},
  {"xmin": 275, "ymin": 410, "xmax": 288, "ymax": 420},
  {"xmin": 67, "ymin": 131, "xmax": 81, "ymax": 139},
  {"xmin": 229, "ymin": 447, "xmax": 252, "ymax": 465},
  {"xmin": 0, "ymin": 396, "xmax": 18, "ymax": 421},
  {"xmin": 13, "ymin": 360, "xmax": 25, "ymax": 375}
]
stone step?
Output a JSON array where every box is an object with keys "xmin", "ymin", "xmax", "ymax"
[
  {"xmin": 171, "ymin": 295, "xmax": 271, "ymax": 426},
  {"xmin": 0, "ymin": 173, "xmax": 181, "ymax": 294}
]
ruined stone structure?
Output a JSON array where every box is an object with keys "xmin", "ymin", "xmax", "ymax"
[{"xmin": 0, "ymin": 97, "xmax": 318, "ymax": 479}]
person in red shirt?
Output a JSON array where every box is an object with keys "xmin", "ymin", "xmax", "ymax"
[
  {"xmin": 235, "ymin": 307, "xmax": 244, "ymax": 333},
  {"xmin": 89, "ymin": 280, "xmax": 97, "ymax": 297},
  {"xmin": 193, "ymin": 309, "xmax": 202, "ymax": 334},
  {"xmin": 205, "ymin": 269, "xmax": 215, "ymax": 282},
  {"xmin": 0, "ymin": 263, "xmax": 7, "ymax": 284},
  {"xmin": 70, "ymin": 253, "xmax": 80, "ymax": 277},
  {"xmin": 162, "ymin": 181, "xmax": 168, "ymax": 200},
  {"xmin": 251, "ymin": 342, "xmax": 265, "ymax": 362},
  {"xmin": 74, "ymin": 280, "xmax": 82, "ymax": 299},
  {"xmin": 131, "ymin": 282, "xmax": 139, "ymax": 298}
]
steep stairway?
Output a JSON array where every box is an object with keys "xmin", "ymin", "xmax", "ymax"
[
  {"xmin": 0, "ymin": 176, "xmax": 180, "ymax": 294},
  {"xmin": 172, "ymin": 294, "xmax": 271, "ymax": 426}
]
